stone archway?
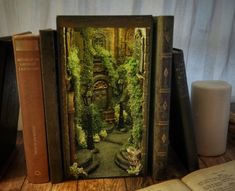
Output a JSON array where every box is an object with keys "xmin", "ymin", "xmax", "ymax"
[{"xmin": 93, "ymin": 79, "xmax": 109, "ymax": 109}]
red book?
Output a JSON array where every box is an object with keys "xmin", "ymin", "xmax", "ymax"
[{"xmin": 12, "ymin": 34, "xmax": 49, "ymax": 183}]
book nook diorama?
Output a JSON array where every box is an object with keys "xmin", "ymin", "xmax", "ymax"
[{"xmin": 57, "ymin": 16, "xmax": 152, "ymax": 179}]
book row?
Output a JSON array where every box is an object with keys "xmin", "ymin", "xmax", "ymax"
[{"xmin": 0, "ymin": 15, "xmax": 198, "ymax": 183}]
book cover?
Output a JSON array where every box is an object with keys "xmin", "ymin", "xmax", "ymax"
[
  {"xmin": 169, "ymin": 48, "xmax": 198, "ymax": 172},
  {"xmin": 151, "ymin": 16, "xmax": 174, "ymax": 180},
  {"xmin": 12, "ymin": 34, "xmax": 49, "ymax": 183},
  {"xmin": 0, "ymin": 36, "xmax": 19, "ymax": 177},
  {"xmin": 57, "ymin": 15, "xmax": 153, "ymax": 179},
  {"xmin": 39, "ymin": 29, "xmax": 63, "ymax": 183}
]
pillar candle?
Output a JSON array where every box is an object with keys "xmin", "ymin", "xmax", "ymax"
[{"xmin": 191, "ymin": 80, "xmax": 232, "ymax": 156}]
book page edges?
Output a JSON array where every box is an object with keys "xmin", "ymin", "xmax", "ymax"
[{"xmin": 136, "ymin": 179, "xmax": 191, "ymax": 191}]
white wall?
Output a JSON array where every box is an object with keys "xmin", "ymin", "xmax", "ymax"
[{"xmin": 1, "ymin": 0, "xmax": 234, "ymax": 100}]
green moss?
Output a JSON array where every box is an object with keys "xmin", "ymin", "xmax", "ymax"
[
  {"xmin": 95, "ymin": 46, "xmax": 119, "ymax": 96},
  {"xmin": 76, "ymin": 125, "xmax": 87, "ymax": 149},
  {"xmin": 67, "ymin": 46, "xmax": 83, "ymax": 125},
  {"xmin": 124, "ymin": 58, "xmax": 143, "ymax": 149},
  {"xmin": 91, "ymin": 104, "xmax": 109, "ymax": 133}
]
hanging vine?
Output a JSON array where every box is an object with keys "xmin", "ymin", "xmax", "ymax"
[{"xmin": 94, "ymin": 46, "xmax": 119, "ymax": 96}]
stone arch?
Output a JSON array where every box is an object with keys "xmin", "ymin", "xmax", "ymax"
[{"xmin": 93, "ymin": 74, "xmax": 110, "ymax": 110}]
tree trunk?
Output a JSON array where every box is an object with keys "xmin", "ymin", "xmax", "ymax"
[
  {"xmin": 118, "ymin": 102, "xmax": 124, "ymax": 130},
  {"xmin": 86, "ymin": 106, "xmax": 94, "ymax": 150}
]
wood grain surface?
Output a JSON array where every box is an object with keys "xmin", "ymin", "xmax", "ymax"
[{"xmin": 1, "ymin": 130, "xmax": 235, "ymax": 191}]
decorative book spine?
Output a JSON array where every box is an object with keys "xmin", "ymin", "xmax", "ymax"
[
  {"xmin": 39, "ymin": 30, "xmax": 63, "ymax": 183},
  {"xmin": 169, "ymin": 48, "xmax": 198, "ymax": 172},
  {"xmin": 152, "ymin": 16, "xmax": 174, "ymax": 180},
  {"xmin": 12, "ymin": 35, "xmax": 49, "ymax": 183}
]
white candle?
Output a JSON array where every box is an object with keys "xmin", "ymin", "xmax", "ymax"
[{"xmin": 191, "ymin": 80, "xmax": 232, "ymax": 156}]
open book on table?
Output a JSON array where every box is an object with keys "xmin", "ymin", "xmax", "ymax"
[{"xmin": 137, "ymin": 160, "xmax": 235, "ymax": 191}]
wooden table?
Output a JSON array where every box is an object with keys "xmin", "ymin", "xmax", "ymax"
[{"xmin": 1, "ymin": 128, "xmax": 235, "ymax": 191}]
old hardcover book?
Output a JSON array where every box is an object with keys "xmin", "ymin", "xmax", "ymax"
[
  {"xmin": 169, "ymin": 48, "xmax": 198, "ymax": 172},
  {"xmin": 152, "ymin": 16, "xmax": 174, "ymax": 180},
  {"xmin": 57, "ymin": 15, "xmax": 153, "ymax": 179},
  {"xmin": 12, "ymin": 34, "xmax": 49, "ymax": 183},
  {"xmin": 137, "ymin": 160, "xmax": 235, "ymax": 191},
  {"xmin": 0, "ymin": 36, "xmax": 19, "ymax": 177},
  {"xmin": 39, "ymin": 29, "xmax": 63, "ymax": 183}
]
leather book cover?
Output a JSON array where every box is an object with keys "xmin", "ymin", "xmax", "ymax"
[
  {"xmin": 39, "ymin": 29, "xmax": 63, "ymax": 183},
  {"xmin": 0, "ymin": 37, "xmax": 19, "ymax": 176},
  {"xmin": 169, "ymin": 48, "xmax": 199, "ymax": 172},
  {"xmin": 12, "ymin": 34, "xmax": 49, "ymax": 183},
  {"xmin": 152, "ymin": 16, "xmax": 174, "ymax": 180}
]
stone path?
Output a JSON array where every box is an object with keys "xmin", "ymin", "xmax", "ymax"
[{"xmin": 88, "ymin": 130, "xmax": 131, "ymax": 178}]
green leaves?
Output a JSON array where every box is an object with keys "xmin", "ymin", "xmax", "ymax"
[{"xmin": 124, "ymin": 57, "xmax": 143, "ymax": 149}]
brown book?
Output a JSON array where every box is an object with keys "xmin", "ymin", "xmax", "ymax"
[
  {"xmin": 0, "ymin": 36, "xmax": 19, "ymax": 177},
  {"xmin": 12, "ymin": 34, "xmax": 49, "ymax": 183},
  {"xmin": 39, "ymin": 29, "xmax": 63, "ymax": 183},
  {"xmin": 152, "ymin": 16, "xmax": 174, "ymax": 180},
  {"xmin": 137, "ymin": 160, "xmax": 235, "ymax": 191},
  {"xmin": 169, "ymin": 48, "xmax": 198, "ymax": 172}
]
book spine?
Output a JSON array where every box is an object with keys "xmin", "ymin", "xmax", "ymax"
[
  {"xmin": 39, "ymin": 30, "xmax": 63, "ymax": 183},
  {"xmin": 0, "ymin": 40, "xmax": 7, "ymax": 107},
  {"xmin": 12, "ymin": 35, "xmax": 49, "ymax": 183},
  {"xmin": 0, "ymin": 38, "xmax": 19, "ymax": 171},
  {"xmin": 170, "ymin": 49, "xmax": 198, "ymax": 172},
  {"xmin": 152, "ymin": 16, "xmax": 174, "ymax": 180}
]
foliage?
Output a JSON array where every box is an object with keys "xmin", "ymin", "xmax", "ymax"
[
  {"xmin": 124, "ymin": 57, "xmax": 143, "ymax": 148},
  {"xmin": 127, "ymin": 163, "xmax": 142, "ymax": 175},
  {"xmin": 67, "ymin": 28, "xmax": 115, "ymax": 150},
  {"xmin": 67, "ymin": 28, "xmax": 143, "ymax": 157},
  {"xmin": 69, "ymin": 162, "xmax": 87, "ymax": 178},
  {"xmin": 114, "ymin": 104, "xmax": 120, "ymax": 123},
  {"xmin": 79, "ymin": 28, "xmax": 95, "ymax": 87},
  {"xmin": 93, "ymin": 133, "xmax": 101, "ymax": 143},
  {"xmin": 67, "ymin": 28, "xmax": 96, "ymax": 149},
  {"xmin": 75, "ymin": 28, "xmax": 96, "ymax": 149},
  {"xmin": 94, "ymin": 45, "xmax": 119, "ymax": 96},
  {"xmin": 114, "ymin": 104, "xmax": 128, "ymax": 123},
  {"xmin": 91, "ymin": 104, "xmax": 109, "ymax": 133},
  {"xmin": 67, "ymin": 46, "xmax": 82, "ymax": 125},
  {"xmin": 99, "ymin": 129, "xmax": 108, "ymax": 139},
  {"xmin": 126, "ymin": 146, "xmax": 142, "ymax": 175},
  {"xmin": 76, "ymin": 125, "xmax": 87, "ymax": 149}
]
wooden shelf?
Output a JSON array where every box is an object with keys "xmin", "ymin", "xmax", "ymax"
[{"xmin": 1, "ymin": 128, "xmax": 235, "ymax": 191}]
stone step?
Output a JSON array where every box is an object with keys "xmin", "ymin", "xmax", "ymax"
[
  {"xmin": 114, "ymin": 152, "xmax": 130, "ymax": 171},
  {"xmin": 120, "ymin": 150, "xmax": 130, "ymax": 161},
  {"xmin": 115, "ymin": 152, "xmax": 130, "ymax": 166},
  {"xmin": 85, "ymin": 155, "xmax": 100, "ymax": 174},
  {"xmin": 114, "ymin": 157, "xmax": 129, "ymax": 171},
  {"xmin": 75, "ymin": 149, "xmax": 93, "ymax": 169}
]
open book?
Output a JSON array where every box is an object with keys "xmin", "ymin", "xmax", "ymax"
[{"xmin": 137, "ymin": 160, "xmax": 235, "ymax": 191}]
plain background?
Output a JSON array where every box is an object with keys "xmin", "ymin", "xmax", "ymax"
[{"xmin": 1, "ymin": 0, "xmax": 234, "ymax": 99}]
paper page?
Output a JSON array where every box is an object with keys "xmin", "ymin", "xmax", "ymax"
[
  {"xmin": 136, "ymin": 179, "xmax": 191, "ymax": 191},
  {"xmin": 182, "ymin": 160, "xmax": 235, "ymax": 191}
]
